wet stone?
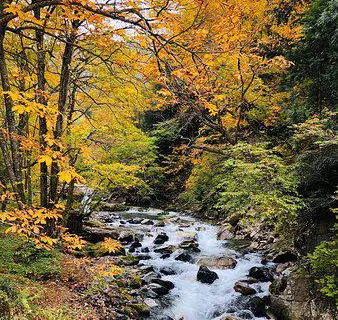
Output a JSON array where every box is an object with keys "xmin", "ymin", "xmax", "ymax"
[{"xmin": 197, "ymin": 266, "xmax": 219, "ymax": 284}]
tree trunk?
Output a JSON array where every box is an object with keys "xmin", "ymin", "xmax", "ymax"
[
  {"xmin": 49, "ymin": 23, "xmax": 78, "ymax": 206},
  {"xmin": 34, "ymin": 5, "xmax": 49, "ymax": 208},
  {"xmin": 0, "ymin": 19, "xmax": 25, "ymax": 205}
]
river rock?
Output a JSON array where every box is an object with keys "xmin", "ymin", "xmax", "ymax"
[
  {"xmin": 147, "ymin": 283, "xmax": 169, "ymax": 295},
  {"xmin": 248, "ymin": 266, "xmax": 274, "ymax": 282},
  {"xmin": 179, "ymin": 239, "xmax": 199, "ymax": 251},
  {"xmin": 144, "ymin": 298, "xmax": 159, "ymax": 308},
  {"xmin": 137, "ymin": 254, "xmax": 151, "ymax": 260},
  {"xmin": 272, "ymin": 250, "xmax": 298, "ymax": 263},
  {"xmin": 160, "ymin": 267, "xmax": 176, "ymax": 275},
  {"xmin": 154, "ymin": 245, "xmax": 177, "ymax": 254},
  {"xmin": 275, "ymin": 262, "xmax": 292, "ymax": 274},
  {"xmin": 152, "ymin": 279, "xmax": 175, "ymax": 290},
  {"xmin": 129, "ymin": 303, "xmax": 150, "ymax": 317},
  {"xmin": 131, "ymin": 241, "xmax": 142, "ymax": 248},
  {"xmin": 174, "ymin": 251, "xmax": 193, "ymax": 262},
  {"xmin": 139, "ymin": 265, "xmax": 154, "ymax": 273},
  {"xmin": 179, "ymin": 223, "xmax": 192, "ymax": 228},
  {"xmin": 154, "ymin": 233, "xmax": 169, "ymax": 244},
  {"xmin": 169, "ymin": 217, "xmax": 180, "ymax": 222},
  {"xmin": 176, "ymin": 231, "xmax": 197, "ymax": 241},
  {"xmin": 245, "ymin": 296, "xmax": 270, "ymax": 317},
  {"xmin": 234, "ymin": 281, "xmax": 257, "ymax": 296},
  {"xmin": 141, "ymin": 247, "xmax": 150, "ymax": 253},
  {"xmin": 195, "ymin": 226, "xmax": 206, "ymax": 231},
  {"xmin": 118, "ymin": 232, "xmax": 134, "ymax": 244},
  {"xmin": 98, "ymin": 202, "xmax": 128, "ymax": 212},
  {"xmin": 141, "ymin": 219, "xmax": 154, "ymax": 225},
  {"xmin": 217, "ymin": 224, "xmax": 235, "ymax": 240},
  {"xmin": 240, "ymin": 277, "xmax": 258, "ymax": 284},
  {"xmin": 142, "ymin": 272, "xmax": 161, "ymax": 284},
  {"xmin": 82, "ymin": 226, "xmax": 119, "ymax": 243},
  {"xmin": 221, "ymin": 316, "xmax": 243, "ymax": 320},
  {"xmin": 197, "ymin": 266, "xmax": 219, "ymax": 284},
  {"xmin": 197, "ymin": 257, "xmax": 237, "ymax": 269}
]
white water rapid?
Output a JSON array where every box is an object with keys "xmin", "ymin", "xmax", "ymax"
[{"xmin": 102, "ymin": 207, "xmax": 272, "ymax": 320}]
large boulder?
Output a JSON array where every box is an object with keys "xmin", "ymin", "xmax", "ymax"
[
  {"xmin": 131, "ymin": 241, "xmax": 142, "ymax": 248},
  {"xmin": 272, "ymin": 251, "xmax": 298, "ymax": 263},
  {"xmin": 269, "ymin": 270, "xmax": 337, "ymax": 320},
  {"xmin": 233, "ymin": 281, "xmax": 257, "ymax": 296},
  {"xmin": 248, "ymin": 266, "xmax": 274, "ymax": 282},
  {"xmin": 197, "ymin": 266, "xmax": 219, "ymax": 284},
  {"xmin": 160, "ymin": 267, "xmax": 176, "ymax": 275},
  {"xmin": 98, "ymin": 202, "xmax": 128, "ymax": 212},
  {"xmin": 82, "ymin": 226, "xmax": 119, "ymax": 243},
  {"xmin": 197, "ymin": 257, "xmax": 237, "ymax": 269}
]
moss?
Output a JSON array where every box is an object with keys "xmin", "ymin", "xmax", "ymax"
[
  {"xmin": 129, "ymin": 303, "xmax": 150, "ymax": 317},
  {"xmin": 129, "ymin": 276, "xmax": 141, "ymax": 289},
  {"xmin": 84, "ymin": 219, "xmax": 105, "ymax": 228},
  {"xmin": 0, "ymin": 233, "xmax": 61, "ymax": 280},
  {"xmin": 98, "ymin": 203, "xmax": 129, "ymax": 212}
]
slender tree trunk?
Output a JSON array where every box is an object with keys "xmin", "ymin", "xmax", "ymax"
[
  {"xmin": 49, "ymin": 25, "xmax": 78, "ymax": 205},
  {"xmin": 0, "ymin": 19, "xmax": 25, "ymax": 205},
  {"xmin": 34, "ymin": 5, "xmax": 49, "ymax": 208}
]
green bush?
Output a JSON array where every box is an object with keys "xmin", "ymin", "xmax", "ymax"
[
  {"xmin": 181, "ymin": 143, "xmax": 305, "ymax": 237},
  {"xmin": 0, "ymin": 233, "xmax": 61, "ymax": 279},
  {"xmin": 307, "ymin": 223, "xmax": 338, "ymax": 306}
]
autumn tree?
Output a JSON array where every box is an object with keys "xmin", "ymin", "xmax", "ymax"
[{"xmin": 0, "ymin": 0, "xmax": 195, "ymax": 240}]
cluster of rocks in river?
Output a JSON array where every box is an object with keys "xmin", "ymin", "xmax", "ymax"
[{"xmin": 80, "ymin": 206, "xmax": 337, "ymax": 320}]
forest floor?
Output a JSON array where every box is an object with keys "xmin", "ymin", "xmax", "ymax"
[{"xmin": 0, "ymin": 231, "xmax": 144, "ymax": 320}]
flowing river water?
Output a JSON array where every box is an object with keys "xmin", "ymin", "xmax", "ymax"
[{"xmin": 94, "ymin": 206, "xmax": 273, "ymax": 320}]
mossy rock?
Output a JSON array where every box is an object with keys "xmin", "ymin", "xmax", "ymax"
[
  {"xmin": 129, "ymin": 303, "xmax": 150, "ymax": 317},
  {"xmin": 84, "ymin": 219, "xmax": 105, "ymax": 228},
  {"xmin": 98, "ymin": 203, "xmax": 129, "ymax": 212},
  {"xmin": 129, "ymin": 276, "xmax": 142, "ymax": 289}
]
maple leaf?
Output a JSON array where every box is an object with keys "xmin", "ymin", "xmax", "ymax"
[
  {"xmin": 38, "ymin": 155, "xmax": 53, "ymax": 166},
  {"xmin": 59, "ymin": 171, "xmax": 72, "ymax": 183}
]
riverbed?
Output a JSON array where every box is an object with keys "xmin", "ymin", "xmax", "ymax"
[{"xmin": 94, "ymin": 207, "xmax": 272, "ymax": 320}]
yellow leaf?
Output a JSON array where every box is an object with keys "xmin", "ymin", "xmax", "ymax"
[
  {"xmin": 59, "ymin": 171, "xmax": 72, "ymax": 183},
  {"xmin": 38, "ymin": 155, "xmax": 53, "ymax": 166}
]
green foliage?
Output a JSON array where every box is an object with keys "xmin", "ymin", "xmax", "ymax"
[
  {"xmin": 290, "ymin": 0, "xmax": 338, "ymax": 113},
  {"xmin": 216, "ymin": 144, "xmax": 304, "ymax": 232},
  {"xmin": 290, "ymin": 113, "xmax": 338, "ymax": 211},
  {"xmin": 180, "ymin": 154, "xmax": 223, "ymax": 213},
  {"xmin": 0, "ymin": 233, "xmax": 61, "ymax": 279},
  {"xmin": 182, "ymin": 143, "xmax": 305, "ymax": 236},
  {"xmin": 307, "ymin": 223, "xmax": 338, "ymax": 305}
]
